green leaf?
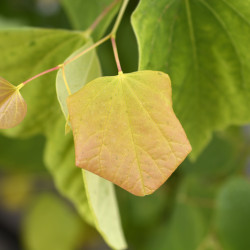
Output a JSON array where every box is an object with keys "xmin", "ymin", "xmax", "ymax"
[
  {"xmin": 67, "ymin": 70, "xmax": 191, "ymax": 196},
  {"xmin": 0, "ymin": 28, "xmax": 86, "ymax": 137},
  {"xmin": 56, "ymin": 46, "xmax": 127, "ymax": 248},
  {"xmin": 56, "ymin": 39, "xmax": 101, "ymax": 120},
  {"xmin": 44, "ymin": 116, "xmax": 93, "ymax": 225},
  {"xmin": 132, "ymin": 0, "xmax": 250, "ymax": 158},
  {"xmin": 62, "ymin": 0, "xmax": 121, "ymax": 40},
  {"xmin": 44, "ymin": 116, "xmax": 126, "ymax": 249},
  {"xmin": 0, "ymin": 28, "xmax": 126, "ymax": 248},
  {"xmin": 22, "ymin": 193, "xmax": 84, "ymax": 250},
  {"xmin": 215, "ymin": 177, "xmax": 250, "ymax": 250},
  {"xmin": 82, "ymin": 171, "xmax": 127, "ymax": 250}
]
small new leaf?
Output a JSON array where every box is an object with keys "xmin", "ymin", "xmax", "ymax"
[
  {"xmin": 67, "ymin": 71, "xmax": 192, "ymax": 196},
  {"xmin": 0, "ymin": 77, "xmax": 27, "ymax": 129}
]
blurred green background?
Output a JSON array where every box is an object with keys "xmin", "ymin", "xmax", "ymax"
[{"xmin": 0, "ymin": 0, "xmax": 250, "ymax": 249}]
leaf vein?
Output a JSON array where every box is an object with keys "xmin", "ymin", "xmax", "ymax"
[{"xmin": 120, "ymin": 77, "xmax": 146, "ymax": 195}]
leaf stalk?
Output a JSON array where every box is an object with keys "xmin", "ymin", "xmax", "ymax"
[
  {"xmin": 17, "ymin": 0, "xmax": 130, "ymax": 89},
  {"xmin": 21, "ymin": 64, "xmax": 63, "ymax": 86},
  {"xmin": 111, "ymin": 36, "xmax": 123, "ymax": 73},
  {"xmin": 64, "ymin": 34, "xmax": 111, "ymax": 66},
  {"xmin": 88, "ymin": 0, "xmax": 121, "ymax": 33},
  {"xmin": 111, "ymin": 0, "xmax": 129, "ymax": 37}
]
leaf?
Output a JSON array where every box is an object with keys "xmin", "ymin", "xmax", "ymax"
[
  {"xmin": 0, "ymin": 28, "xmax": 127, "ymax": 248},
  {"xmin": 0, "ymin": 77, "xmax": 27, "ymax": 129},
  {"xmin": 45, "ymin": 116, "xmax": 127, "ymax": 249},
  {"xmin": 132, "ymin": 0, "xmax": 250, "ymax": 158},
  {"xmin": 44, "ymin": 117, "xmax": 93, "ymax": 225},
  {"xmin": 56, "ymin": 47, "xmax": 127, "ymax": 249},
  {"xmin": 67, "ymin": 71, "xmax": 191, "ymax": 196},
  {"xmin": 56, "ymin": 39, "xmax": 101, "ymax": 120},
  {"xmin": 22, "ymin": 193, "xmax": 84, "ymax": 250},
  {"xmin": 0, "ymin": 27, "xmax": 96, "ymax": 224},
  {"xmin": 0, "ymin": 28, "xmax": 86, "ymax": 137},
  {"xmin": 62, "ymin": 0, "xmax": 121, "ymax": 40},
  {"xmin": 215, "ymin": 177, "xmax": 250, "ymax": 250},
  {"xmin": 82, "ymin": 171, "xmax": 127, "ymax": 250}
]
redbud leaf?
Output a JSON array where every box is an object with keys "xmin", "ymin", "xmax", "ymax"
[
  {"xmin": 56, "ymin": 39, "xmax": 101, "ymax": 120},
  {"xmin": 67, "ymin": 71, "xmax": 192, "ymax": 196},
  {"xmin": 132, "ymin": 0, "xmax": 250, "ymax": 159},
  {"xmin": 0, "ymin": 77, "xmax": 27, "ymax": 129},
  {"xmin": 0, "ymin": 28, "xmax": 86, "ymax": 137},
  {"xmin": 55, "ymin": 46, "xmax": 126, "ymax": 248}
]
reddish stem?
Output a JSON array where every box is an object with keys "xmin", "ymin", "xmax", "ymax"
[
  {"xmin": 89, "ymin": 0, "xmax": 121, "ymax": 31},
  {"xmin": 22, "ymin": 65, "xmax": 62, "ymax": 85},
  {"xmin": 111, "ymin": 36, "xmax": 122, "ymax": 73}
]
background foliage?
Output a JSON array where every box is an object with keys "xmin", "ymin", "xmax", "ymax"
[{"xmin": 0, "ymin": 0, "xmax": 250, "ymax": 249}]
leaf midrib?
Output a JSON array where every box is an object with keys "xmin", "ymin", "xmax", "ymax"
[{"xmin": 120, "ymin": 76, "xmax": 146, "ymax": 195}]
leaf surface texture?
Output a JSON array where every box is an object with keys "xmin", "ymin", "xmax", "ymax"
[
  {"xmin": 68, "ymin": 71, "xmax": 191, "ymax": 196},
  {"xmin": 0, "ymin": 77, "xmax": 27, "ymax": 129},
  {"xmin": 132, "ymin": 0, "xmax": 250, "ymax": 158}
]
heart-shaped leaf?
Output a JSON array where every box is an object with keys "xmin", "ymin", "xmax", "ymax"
[
  {"xmin": 0, "ymin": 77, "xmax": 27, "ymax": 129},
  {"xmin": 67, "ymin": 71, "xmax": 192, "ymax": 196}
]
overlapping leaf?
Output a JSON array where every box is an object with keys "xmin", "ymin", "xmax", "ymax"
[
  {"xmin": 56, "ymin": 39, "xmax": 101, "ymax": 120},
  {"xmin": 67, "ymin": 71, "xmax": 191, "ymax": 196},
  {"xmin": 0, "ymin": 28, "xmax": 126, "ymax": 248},
  {"xmin": 44, "ymin": 117, "xmax": 93, "ymax": 225},
  {"xmin": 0, "ymin": 77, "xmax": 27, "ymax": 129},
  {"xmin": 0, "ymin": 30, "xmax": 90, "ymax": 220},
  {"xmin": 0, "ymin": 28, "xmax": 86, "ymax": 137},
  {"xmin": 56, "ymin": 45, "xmax": 126, "ymax": 248},
  {"xmin": 45, "ymin": 112, "xmax": 127, "ymax": 249},
  {"xmin": 132, "ymin": 0, "xmax": 250, "ymax": 158}
]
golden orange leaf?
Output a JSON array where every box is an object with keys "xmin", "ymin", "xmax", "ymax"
[
  {"xmin": 67, "ymin": 71, "xmax": 192, "ymax": 196},
  {"xmin": 0, "ymin": 77, "xmax": 27, "ymax": 129}
]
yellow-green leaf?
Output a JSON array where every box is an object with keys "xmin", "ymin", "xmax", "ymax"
[
  {"xmin": 67, "ymin": 71, "xmax": 192, "ymax": 196},
  {"xmin": 0, "ymin": 77, "xmax": 27, "ymax": 129}
]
